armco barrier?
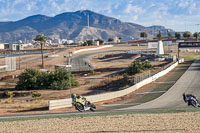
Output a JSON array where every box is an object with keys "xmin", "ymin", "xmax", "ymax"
[{"xmin": 49, "ymin": 59, "xmax": 184, "ymax": 110}]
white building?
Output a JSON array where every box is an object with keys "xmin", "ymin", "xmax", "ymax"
[
  {"xmin": 68, "ymin": 40, "xmax": 74, "ymax": 44},
  {"xmin": 148, "ymin": 41, "xmax": 158, "ymax": 49},
  {"xmin": 114, "ymin": 37, "xmax": 120, "ymax": 43},
  {"xmin": 61, "ymin": 39, "xmax": 68, "ymax": 44},
  {"xmin": 61, "ymin": 39, "xmax": 74, "ymax": 45},
  {"xmin": 8, "ymin": 43, "xmax": 24, "ymax": 50},
  {"xmin": 0, "ymin": 43, "xmax": 4, "ymax": 49},
  {"xmin": 94, "ymin": 41, "xmax": 99, "ymax": 46},
  {"xmin": 51, "ymin": 39, "xmax": 61, "ymax": 44}
]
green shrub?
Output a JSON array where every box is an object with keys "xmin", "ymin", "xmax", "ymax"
[
  {"xmin": 128, "ymin": 60, "xmax": 142, "ymax": 75},
  {"xmin": 5, "ymin": 92, "xmax": 15, "ymax": 99},
  {"xmin": 90, "ymin": 70, "xmax": 96, "ymax": 75},
  {"xmin": 15, "ymin": 69, "xmax": 42, "ymax": 90},
  {"xmin": 15, "ymin": 68, "xmax": 78, "ymax": 90},
  {"xmin": 32, "ymin": 91, "xmax": 41, "ymax": 99},
  {"xmin": 50, "ymin": 80, "xmax": 68, "ymax": 90},
  {"xmin": 142, "ymin": 60, "xmax": 153, "ymax": 70},
  {"xmin": 128, "ymin": 60, "xmax": 153, "ymax": 75}
]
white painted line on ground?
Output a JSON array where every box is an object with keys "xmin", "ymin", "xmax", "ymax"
[
  {"xmin": 136, "ymin": 91, "xmax": 166, "ymax": 95},
  {"xmin": 153, "ymin": 81, "xmax": 176, "ymax": 84},
  {"xmin": 100, "ymin": 103, "xmax": 141, "ymax": 107}
]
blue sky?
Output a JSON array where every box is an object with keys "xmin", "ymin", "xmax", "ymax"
[{"xmin": 0, "ymin": 0, "xmax": 200, "ymax": 33}]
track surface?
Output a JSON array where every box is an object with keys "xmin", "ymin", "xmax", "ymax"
[
  {"xmin": 0, "ymin": 49, "xmax": 199, "ymax": 119},
  {"xmin": 70, "ymin": 49, "xmax": 128, "ymax": 71},
  {"xmin": 119, "ymin": 58, "xmax": 200, "ymax": 110}
]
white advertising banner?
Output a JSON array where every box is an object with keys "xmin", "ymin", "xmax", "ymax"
[
  {"xmin": 148, "ymin": 42, "xmax": 158, "ymax": 48},
  {"xmin": 163, "ymin": 41, "xmax": 172, "ymax": 46}
]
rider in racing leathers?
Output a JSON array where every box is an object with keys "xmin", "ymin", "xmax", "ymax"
[
  {"xmin": 71, "ymin": 94, "xmax": 88, "ymax": 106},
  {"xmin": 183, "ymin": 93, "xmax": 199, "ymax": 106}
]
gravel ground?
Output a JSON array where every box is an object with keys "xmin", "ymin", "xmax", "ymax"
[{"xmin": 0, "ymin": 112, "xmax": 199, "ymax": 133}]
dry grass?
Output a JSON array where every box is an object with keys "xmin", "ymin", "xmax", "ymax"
[
  {"xmin": 0, "ymin": 112, "xmax": 199, "ymax": 133},
  {"xmin": 0, "ymin": 99, "xmax": 47, "ymax": 110}
]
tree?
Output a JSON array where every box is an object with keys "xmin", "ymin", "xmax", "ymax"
[
  {"xmin": 127, "ymin": 60, "xmax": 153, "ymax": 75},
  {"xmin": 96, "ymin": 38, "xmax": 104, "ymax": 45},
  {"xmin": 140, "ymin": 32, "xmax": 148, "ymax": 40},
  {"xmin": 193, "ymin": 32, "xmax": 199, "ymax": 40},
  {"xmin": 34, "ymin": 34, "xmax": 47, "ymax": 69},
  {"xmin": 118, "ymin": 37, "xmax": 122, "ymax": 40},
  {"xmin": 49, "ymin": 68, "xmax": 78, "ymax": 90},
  {"xmin": 108, "ymin": 38, "xmax": 114, "ymax": 42},
  {"xmin": 168, "ymin": 32, "xmax": 173, "ymax": 39},
  {"xmin": 15, "ymin": 68, "xmax": 78, "ymax": 90},
  {"xmin": 86, "ymin": 40, "xmax": 93, "ymax": 46},
  {"xmin": 15, "ymin": 69, "xmax": 42, "ymax": 90},
  {"xmin": 175, "ymin": 32, "xmax": 181, "ymax": 39},
  {"xmin": 157, "ymin": 31, "xmax": 162, "ymax": 40},
  {"xmin": 183, "ymin": 31, "xmax": 191, "ymax": 39}
]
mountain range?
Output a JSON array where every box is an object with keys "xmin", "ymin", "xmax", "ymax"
[{"xmin": 0, "ymin": 10, "xmax": 174, "ymax": 43}]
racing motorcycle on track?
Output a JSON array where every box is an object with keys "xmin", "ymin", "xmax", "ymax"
[
  {"xmin": 71, "ymin": 94, "xmax": 96, "ymax": 112},
  {"xmin": 183, "ymin": 93, "xmax": 200, "ymax": 107}
]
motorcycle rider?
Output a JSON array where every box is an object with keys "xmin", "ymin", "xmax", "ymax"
[
  {"xmin": 183, "ymin": 93, "xmax": 199, "ymax": 106},
  {"xmin": 71, "ymin": 93, "xmax": 88, "ymax": 107}
]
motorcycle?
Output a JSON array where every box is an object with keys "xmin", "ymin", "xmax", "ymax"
[
  {"xmin": 183, "ymin": 93, "xmax": 200, "ymax": 108},
  {"xmin": 72, "ymin": 97, "xmax": 96, "ymax": 112},
  {"xmin": 189, "ymin": 97, "xmax": 200, "ymax": 107}
]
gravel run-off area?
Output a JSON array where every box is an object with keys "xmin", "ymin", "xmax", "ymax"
[{"xmin": 0, "ymin": 112, "xmax": 200, "ymax": 133}]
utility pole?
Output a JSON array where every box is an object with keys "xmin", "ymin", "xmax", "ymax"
[{"xmin": 18, "ymin": 41, "xmax": 21, "ymax": 70}]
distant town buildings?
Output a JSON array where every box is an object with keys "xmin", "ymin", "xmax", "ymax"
[
  {"xmin": 0, "ymin": 43, "xmax": 4, "ymax": 49},
  {"xmin": 94, "ymin": 40, "xmax": 99, "ymax": 46},
  {"xmin": 113, "ymin": 37, "xmax": 121, "ymax": 43},
  {"xmin": 7, "ymin": 43, "xmax": 24, "ymax": 50}
]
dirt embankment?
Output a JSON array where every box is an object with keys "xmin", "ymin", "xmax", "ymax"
[{"xmin": 0, "ymin": 112, "xmax": 199, "ymax": 133}]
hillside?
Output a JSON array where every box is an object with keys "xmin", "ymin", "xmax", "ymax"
[{"xmin": 0, "ymin": 10, "xmax": 173, "ymax": 43}]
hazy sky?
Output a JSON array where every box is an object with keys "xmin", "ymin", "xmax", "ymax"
[{"xmin": 0, "ymin": 0, "xmax": 200, "ymax": 33}]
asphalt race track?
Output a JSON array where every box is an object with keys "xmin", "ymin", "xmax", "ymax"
[
  {"xmin": 0, "ymin": 50, "xmax": 199, "ymax": 119},
  {"xmin": 119, "ymin": 58, "xmax": 200, "ymax": 110},
  {"xmin": 70, "ymin": 49, "xmax": 129, "ymax": 71}
]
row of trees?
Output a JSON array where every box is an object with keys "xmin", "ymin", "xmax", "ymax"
[
  {"xmin": 140, "ymin": 31, "xmax": 200, "ymax": 40},
  {"xmin": 15, "ymin": 68, "xmax": 78, "ymax": 90}
]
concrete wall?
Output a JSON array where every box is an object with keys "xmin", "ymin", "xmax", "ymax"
[
  {"xmin": 48, "ymin": 48, "xmax": 184, "ymax": 110},
  {"xmin": 73, "ymin": 45, "xmax": 113, "ymax": 54}
]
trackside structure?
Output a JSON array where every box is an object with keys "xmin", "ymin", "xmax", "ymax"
[{"xmin": 178, "ymin": 42, "xmax": 200, "ymax": 58}]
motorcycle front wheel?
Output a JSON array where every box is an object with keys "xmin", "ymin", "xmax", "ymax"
[
  {"xmin": 89, "ymin": 103, "xmax": 96, "ymax": 111},
  {"xmin": 75, "ymin": 103, "xmax": 85, "ymax": 112}
]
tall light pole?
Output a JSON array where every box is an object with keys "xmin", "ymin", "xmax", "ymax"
[
  {"xmin": 68, "ymin": 52, "xmax": 73, "ymax": 98},
  {"xmin": 18, "ymin": 41, "xmax": 21, "ymax": 70}
]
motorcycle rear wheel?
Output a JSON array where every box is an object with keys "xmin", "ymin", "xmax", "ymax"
[{"xmin": 191, "ymin": 99, "xmax": 198, "ymax": 107}]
